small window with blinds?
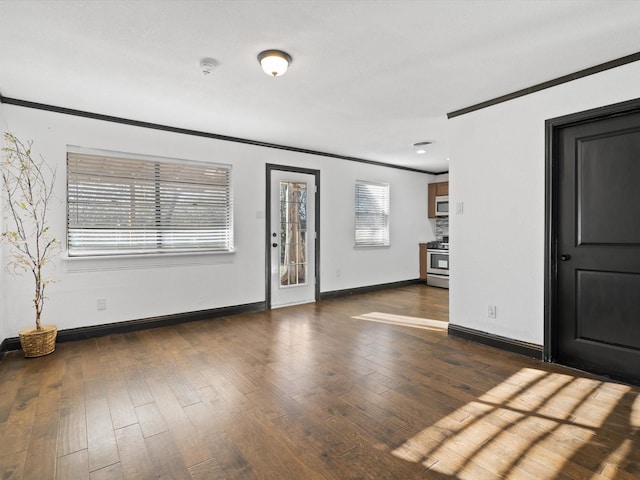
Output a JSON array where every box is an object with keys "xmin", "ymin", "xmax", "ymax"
[
  {"xmin": 67, "ymin": 150, "xmax": 233, "ymax": 256},
  {"xmin": 354, "ymin": 180, "xmax": 390, "ymax": 247}
]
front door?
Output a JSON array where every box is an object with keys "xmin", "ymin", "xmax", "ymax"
[
  {"xmin": 550, "ymin": 101, "xmax": 640, "ymax": 384},
  {"xmin": 267, "ymin": 167, "xmax": 318, "ymax": 308}
]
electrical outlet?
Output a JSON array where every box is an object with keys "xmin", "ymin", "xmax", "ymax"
[
  {"xmin": 336, "ymin": 269, "xmax": 342, "ymax": 278},
  {"xmin": 455, "ymin": 202, "xmax": 464, "ymax": 214},
  {"xmin": 488, "ymin": 305, "xmax": 496, "ymax": 319},
  {"xmin": 97, "ymin": 298, "xmax": 107, "ymax": 311}
]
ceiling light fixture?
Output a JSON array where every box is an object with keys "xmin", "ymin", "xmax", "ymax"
[
  {"xmin": 413, "ymin": 141, "xmax": 433, "ymax": 154},
  {"xmin": 258, "ymin": 50, "xmax": 292, "ymax": 77}
]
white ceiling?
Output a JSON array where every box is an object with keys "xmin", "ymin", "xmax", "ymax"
[{"xmin": 1, "ymin": 0, "xmax": 640, "ymax": 173}]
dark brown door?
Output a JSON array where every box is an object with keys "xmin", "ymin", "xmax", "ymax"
[{"xmin": 554, "ymin": 106, "xmax": 640, "ymax": 384}]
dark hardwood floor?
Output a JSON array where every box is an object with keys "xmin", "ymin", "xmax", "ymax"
[{"xmin": 0, "ymin": 284, "xmax": 638, "ymax": 479}]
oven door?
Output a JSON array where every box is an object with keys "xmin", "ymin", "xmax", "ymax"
[{"xmin": 427, "ymin": 250, "xmax": 449, "ymax": 275}]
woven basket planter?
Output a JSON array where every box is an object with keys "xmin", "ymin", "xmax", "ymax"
[{"xmin": 18, "ymin": 325, "xmax": 57, "ymax": 357}]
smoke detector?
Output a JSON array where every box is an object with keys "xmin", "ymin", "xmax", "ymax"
[{"xmin": 200, "ymin": 58, "xmax": 217, "ymax": 75}]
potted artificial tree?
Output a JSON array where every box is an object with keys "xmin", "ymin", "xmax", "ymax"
[{"xmin": 1, "ymin": 132, "xmax": 59, "ymax": 357}]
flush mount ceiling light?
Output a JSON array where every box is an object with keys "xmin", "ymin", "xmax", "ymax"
[
  {"xmin": 413, "ymin": 141, "xmax": 433, "ymax": 154},
  {"xmin": 258, "ymin": 49, "xmax": 292, "ymax": 77}
]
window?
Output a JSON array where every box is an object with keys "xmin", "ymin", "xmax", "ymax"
[
  {"xmin": 355, "ymin": 180, "xmax": 390, "ymax": 247},
  {"xmin": 67, "ymin": 150, "xmax": 233, "ymax": 256}
]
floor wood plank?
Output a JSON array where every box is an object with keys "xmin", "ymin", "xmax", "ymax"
[
  {"xmin": 89, "ymin": 462, "xmax": 123, "ymax": 480},
  {"xmin": 56, "ymin": 449, "xmax": 90, "ymax": 480},
  {"xmin": 144, "ymin": 431, "xmax": 192, "ymax": 480},
  {"xmin": 0, "ymin": 450, "xmax": 26, "ymax": 480},
  {"xmin": 0, "ymin": 285, "xmax": 638, "ymax": 480},
  {"xmin": 23, "ymin": 412, "xmax": 59, "ymax": 479},
  {"xmin": 57, "ymin": 378, "xmax": 87, "ymax": 457},
  {"xmin": 114, "ymin": 424, "xmax": 155, "ymax": 480},
  {"xmin": 134, "ymin": 402, "xmax": 168, "ymax": 438},
  {"xmin": 84, "ymin": 377, "xmax": 120, "ymax": 473},
  {"xmin": 144, "ymin": 374, "xmax": 214, "ymax": 468}
]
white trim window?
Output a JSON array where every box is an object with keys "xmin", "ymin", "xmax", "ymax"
[
  {"xmin": 354, "ymin": 180, "xmax": 390, "ymax": 247},
  {"xmin": 67, "ymin": 149, "xmax": 233, "ymax": 256}
]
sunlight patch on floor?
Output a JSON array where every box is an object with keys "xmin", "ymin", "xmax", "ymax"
[
  {"xmin": 352, "ymin": 312, "xmax": 448, "ymax": 331},
  {"xmin": 392, "ymin": 367, "xmax": 638, "ymax": 479}
]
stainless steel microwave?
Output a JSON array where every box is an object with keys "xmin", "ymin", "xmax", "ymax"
[{"xmin": 435, "ymin": 195, "xmax": 449, "ymax": 216}]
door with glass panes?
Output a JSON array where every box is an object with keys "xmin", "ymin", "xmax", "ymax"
[{"xmin": 269, "ymin": 169, "xmax": 316, "ymax": 308}]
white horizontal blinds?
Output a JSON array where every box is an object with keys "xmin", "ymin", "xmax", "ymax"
[
  {"xmin": 355, "ymin": 180, "xmax": 390, "ymax": 246},
  {"xmin": 67, "ymin": 152, "xmax": 233, "ymax": 256}
]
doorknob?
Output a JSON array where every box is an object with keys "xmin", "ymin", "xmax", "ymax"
[
  {"xmin": 560, "ymin": 254, "xmax": 571, "ymax": 261},
  {"xmin": 272, "ymin": 243, "xmax": 278, "ymax": 248}
]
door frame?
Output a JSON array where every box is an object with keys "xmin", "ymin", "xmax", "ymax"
[
  {"xmin": 544, "ymin": 96, "xmax": 640, "ymax": 363},
  {"xmin": 265, "ymin": 163, "xmax": 321, "ymax": 309}
]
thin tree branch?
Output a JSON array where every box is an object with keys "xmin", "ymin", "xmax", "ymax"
[{"xmin": 1, "ymin": 132, "xmax": 59, "ymax": 330}]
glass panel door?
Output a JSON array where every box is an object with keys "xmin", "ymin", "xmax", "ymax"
[{"xmin": 269, "ymin": 169, "xmax": 316, "ymax": 308}]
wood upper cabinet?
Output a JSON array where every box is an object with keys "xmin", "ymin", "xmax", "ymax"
[{"xmin": 428, "ymin": 181, "xmax": 448, "ymax": 218}]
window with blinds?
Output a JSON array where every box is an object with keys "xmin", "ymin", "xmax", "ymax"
[
  {"xmin": 355, "ymin": 180, "xmax": 390, "ymax": 247},
  {"xmin": 67, "ymin": 151, "xmax": 233, "ymax": 256}
]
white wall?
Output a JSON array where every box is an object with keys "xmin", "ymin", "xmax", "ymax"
[
  {"xmin": 448, "ymin": 61, "xmax": 640, "ymax": 345},
  {"xmin": 0, "ymin": 104, "xmax": 434, "ymax": 342},
  {"xmin": 0, "ymin": 102, "xmax": 7, "ymax": 343}
]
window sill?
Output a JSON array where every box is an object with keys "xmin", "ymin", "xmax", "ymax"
[{"xmin": 62, "ymin": 250, "xmax": 235, "ymax": 273}]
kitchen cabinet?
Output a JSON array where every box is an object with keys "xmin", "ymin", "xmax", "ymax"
[
  {"xmin": 419, "ymin": 243, "xmax": 427, "ymax": 281},
  {"xmin": 428, "ymin": 181, "xmax": 449, "ymax": 218}
]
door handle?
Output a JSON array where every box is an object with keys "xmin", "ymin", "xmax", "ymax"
[
  {"xmin": 272, "ymin": 243, "xmax": 278, "ymax": 248},
  {"xmin": 560, "ymin": 254, "xmax": 571, "ymax": 261}
]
